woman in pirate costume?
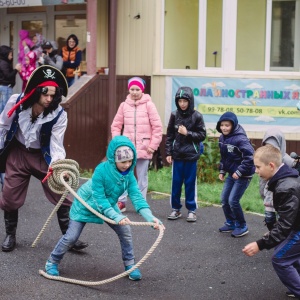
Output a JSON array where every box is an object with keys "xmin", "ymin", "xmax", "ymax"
[{"xmin": 0, "ymin": 65, "xmax": 87, "ymax": 252}]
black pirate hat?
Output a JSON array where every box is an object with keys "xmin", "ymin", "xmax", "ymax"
[
  {"xmin": 7, "ymin": 65, "xmax": 68, "ymax": 117},
  {"xmin": 24, "ymin": 65, "xmax": 68, "ymax": 97}
]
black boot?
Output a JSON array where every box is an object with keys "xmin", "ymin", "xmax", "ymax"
[
  {"xmin": 57, "ymin": 205, "xmax": 88, "ymax": 251},
  {"xmin": 2, "ymin": 210, "xmax": 18, "ymax": 252}
]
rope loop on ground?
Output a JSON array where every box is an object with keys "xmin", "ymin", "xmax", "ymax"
[{"xmin": 36, "ymin": 159, "xmax": 164, "ymax": 286}]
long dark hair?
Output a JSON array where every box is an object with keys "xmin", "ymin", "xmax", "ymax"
[{"xmin": 21, "ymin": 86, "xmax": 63, "ymax": 117}]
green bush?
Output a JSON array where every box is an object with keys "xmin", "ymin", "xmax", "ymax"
[{"xmin": 197, "ymin": 129, "xmax": 221, "ymax": 183}]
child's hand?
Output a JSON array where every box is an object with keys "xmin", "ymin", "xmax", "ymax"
[
  {"xmin": 15, "ymin": 63, "xmax": 21, "ymax": 72},
  {"xmin": 147, "ymin": 147, "xmax": 154, "ymax": 154},
  {"xmin": 119, "ymin": 217, "xmax": 131, "ymax": 225},
  {"xmin": 219, "ymin": 174, "xmax": 225, "ymax": 181},
  {"xmin": 152, "ymin": 218, "xmax": 165, "ymax": 230},
  {"xmin": 166, "ymin": 156, "xmax": 172, "ymax": 164},
  {"xmin": 178, "ymin": 125, "xmax": 187, "ymax": 136},
  {"xmin": 232, "ymin": 172, "xmax": 239, "ymax": 180},
  {"xmin": 242, "ymin": 242, "xmax": 259, "ymax": 256}
]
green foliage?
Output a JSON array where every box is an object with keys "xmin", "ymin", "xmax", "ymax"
[
  {"xmin": 80, "ymin": 169, "xmax": 93, "ymax": 178},
  {"xmin": 149, "ymin": 167, "xmax": 264, "ymax": 215},
  {"xmin": 148, "ymin": 166, "xmax": 172, "ymax": 194},
  {"xmin": 197, "ymin": 129, "xmax": 221, "ymax": 183}
]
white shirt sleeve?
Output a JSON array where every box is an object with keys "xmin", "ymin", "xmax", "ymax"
[{"xmin": 49, "ymin": 110, "xmax": 68, "ymax": 164}]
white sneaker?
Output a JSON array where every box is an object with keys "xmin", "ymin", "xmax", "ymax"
[
  {"xmin": 186, "ymin": 211, "xmax": 196, "ymax": 222},
  {"xmin": 168, "ymin": 210, "xmax": 182, "ymax": 220}
]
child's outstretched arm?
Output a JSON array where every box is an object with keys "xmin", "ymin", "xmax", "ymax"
[
  {"xmin": 138, "ymin": 207, "xmax": 165, "ymax": 230},
  {"xmin": 242, "ymin": 242, "xmax": 259, "ymax": 256}
]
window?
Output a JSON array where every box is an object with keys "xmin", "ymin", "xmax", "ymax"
[
  {"xmin": 236, "ymin": 0, "xmax": 267, "ymax": 71},
  {"xmin": 205, "ymin": 0, "xmax": 222, "ymax": 68},
  {"xmin": 270, "ymin": 1, "xmax": 295, "ymax": 69},
  {"xmin": 163, "ymin": 0, "xmax": 300, "ymax": 73},
  {"xmin": 55, "ymin": 14, "xmax": 86, "ymax": 60},
  {"xmin": 163, "ymin": 0, "xmax": 199, "ymax": 69}
]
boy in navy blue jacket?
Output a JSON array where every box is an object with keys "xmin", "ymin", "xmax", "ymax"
[
  {"xmin": 216, "ymin": 112, "xmax": 255, "ymax": 237},
  {"xmin": 165, "ymin": 86, "xmax": 206, "ymax": 222},
  {"xmin": 243, "ymin": 144, "xmax": 300, "ymax": 299}
]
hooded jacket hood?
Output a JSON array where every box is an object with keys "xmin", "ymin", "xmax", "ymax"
[
  {"xmin": 19, "ymin": 29, "xmax": 30, "ymax": 40},
  {"xmin": 0, "ymin": 45, "xmax": 13, "ymax": 62},
  {"xmin": 216, "ymin": 112, "xmax": 238, "ymax": 133},
  {"xmin": 175, "ymin": 86, "xmax": 195, "ymax": 116},
  {"xmin": 25, "ymin": 51, "xmax": 36, "ymax": 66},
  {"xmin": 262, "ymin": 128, "xmax": 294, "ymax": 167}
]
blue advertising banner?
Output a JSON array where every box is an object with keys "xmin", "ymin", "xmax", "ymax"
[{"xmin": 169, "ymin": 77, "xmax": 300, "ymax": 133}]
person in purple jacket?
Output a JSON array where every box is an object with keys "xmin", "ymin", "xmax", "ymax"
[{"xmin": 216, "ymin": 112, "xmax": 255, "ymax": 237}]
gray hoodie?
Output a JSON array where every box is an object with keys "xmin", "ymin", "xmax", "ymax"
[{"xmin": 259, "ymin": 128, "xmax": 295, "ymax": 212}]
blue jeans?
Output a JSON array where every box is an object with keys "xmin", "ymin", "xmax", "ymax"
[
  {"xmin": 171, "ymin": 160, "xmax": 198, "ymax": 212},
  {"xmin": 0, "ymin": 173, "xmax": 5, "ymax": 191},
  {"xmin": 66, "ymin": 77, "xmax": 75, "ymax": 87},
  {"xmin": 66, "ymin": 76, "xmax": 80, "ymax": 87},
  {"xmin": 49, "ymin": 219, "xmax": 135, "ymax": 267},
  {"xmin": 272, "ymin": 230, "xmax": 300, "ymax": 297},
  {"xmin": 0, "ymin": 85, "xmax": 13, "ymax": 113},
  {"xmin": 220, "ymin": 175, "xmax": 251, "ymax": 227}
]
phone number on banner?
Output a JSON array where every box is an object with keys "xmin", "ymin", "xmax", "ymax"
[
  {"xmin": 0, "ymin": 0, "xmax": 26, "ymax": 7},
  {"xmin": 198, "ymin": 104, "xmax": 300, "ymax": 118}
]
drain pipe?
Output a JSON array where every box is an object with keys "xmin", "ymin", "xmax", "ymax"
[{"xmin": 107, "ymin": 0, "xmax": 117, "ymax": 142}]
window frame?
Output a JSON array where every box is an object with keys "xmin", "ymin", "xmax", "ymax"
[{"xmin": 161, "ymin": 0, "xmax": 300, "ymax": 76}]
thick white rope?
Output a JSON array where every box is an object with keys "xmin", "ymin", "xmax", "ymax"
[{"xmin": 36, "ymin": 159, "xmax": 164, "ymax": 286}]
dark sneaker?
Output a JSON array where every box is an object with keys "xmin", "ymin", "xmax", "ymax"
[
  {"xmin": 168, "ymin": 210, "xmax": 182, "ymax": 220},
  {"xmin": 125, "ymin": 265, "xmax": 142, "ymax": 281},
  {"xmin": 231, "ymin": 226, "xmax": 249, "ymax": 237},
  {"xmin": 186, "ymin": 211, "xmax": 196, "ymax": 222},
  {"xmin": 219, "ymin": 222, "xmax": 235, "ymax": 232},
  {"xmin": 118, "ymin": 201, "xmax": 126, "ymax": 212},
  {"xmin": 286, "ymin": 291, "xmax": 296, "ymax": 298}
]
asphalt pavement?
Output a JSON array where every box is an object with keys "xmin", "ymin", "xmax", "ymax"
[{"xmin": 0, "ymin": 177, "xmax": 290, "ymax": 300}]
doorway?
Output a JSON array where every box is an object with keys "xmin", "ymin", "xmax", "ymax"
[{"xmin": 7, "ymin": 13, "xmax": 47, "ymax": 93}]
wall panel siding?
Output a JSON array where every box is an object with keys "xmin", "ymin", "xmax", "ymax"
[{"xmin": 116, "ymin": 0, "xmax": 155, "ymax": 75}]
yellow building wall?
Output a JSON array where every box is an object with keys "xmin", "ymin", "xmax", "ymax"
[
  {"xmin": 97, "ymin": 0, "xmax": 109, "ymax": 70},
  {"xmin": 115, "ymin": 0, "xmax": 156, "ymax": 75}
]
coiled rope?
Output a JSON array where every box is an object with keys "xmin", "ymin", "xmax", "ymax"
[{"xmin": 36, "ymin": 159, "xmax": 164, "ymax": 286}]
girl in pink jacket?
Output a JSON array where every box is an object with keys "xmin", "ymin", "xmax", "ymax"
[{"xmin": 111, "ymin": 77, "xmax": 163, "ymax": 211}]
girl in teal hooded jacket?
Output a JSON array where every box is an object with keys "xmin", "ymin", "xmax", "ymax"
[{"xmin": 45, "ymin": 135, "xmax": 163, "ymax": 280}]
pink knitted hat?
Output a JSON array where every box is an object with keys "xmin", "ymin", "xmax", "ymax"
[{"xmin": 128, "ymin": 77, "xmax": 145, "ymax": 92}]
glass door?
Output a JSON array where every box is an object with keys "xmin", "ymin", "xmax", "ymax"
[{"xmin": 13, "ymin": 13, "xmax": 46, "ymax": 92}]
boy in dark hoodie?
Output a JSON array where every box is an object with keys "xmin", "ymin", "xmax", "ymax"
[
  {"xmin": 165, "ymin": 86, "xmax": 206, "ymax": 222},
  {"xmin": 216, "ymin": 112, "xmax": 255, "ymax": 237},
  {"xmin": 243, "ymin": 144, "xmax": 300, "ymax": 299}
]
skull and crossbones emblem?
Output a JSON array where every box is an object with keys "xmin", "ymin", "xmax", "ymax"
[{"xmin": 43, "ymin": 69, "xmax": 56, "ymax": 79}]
